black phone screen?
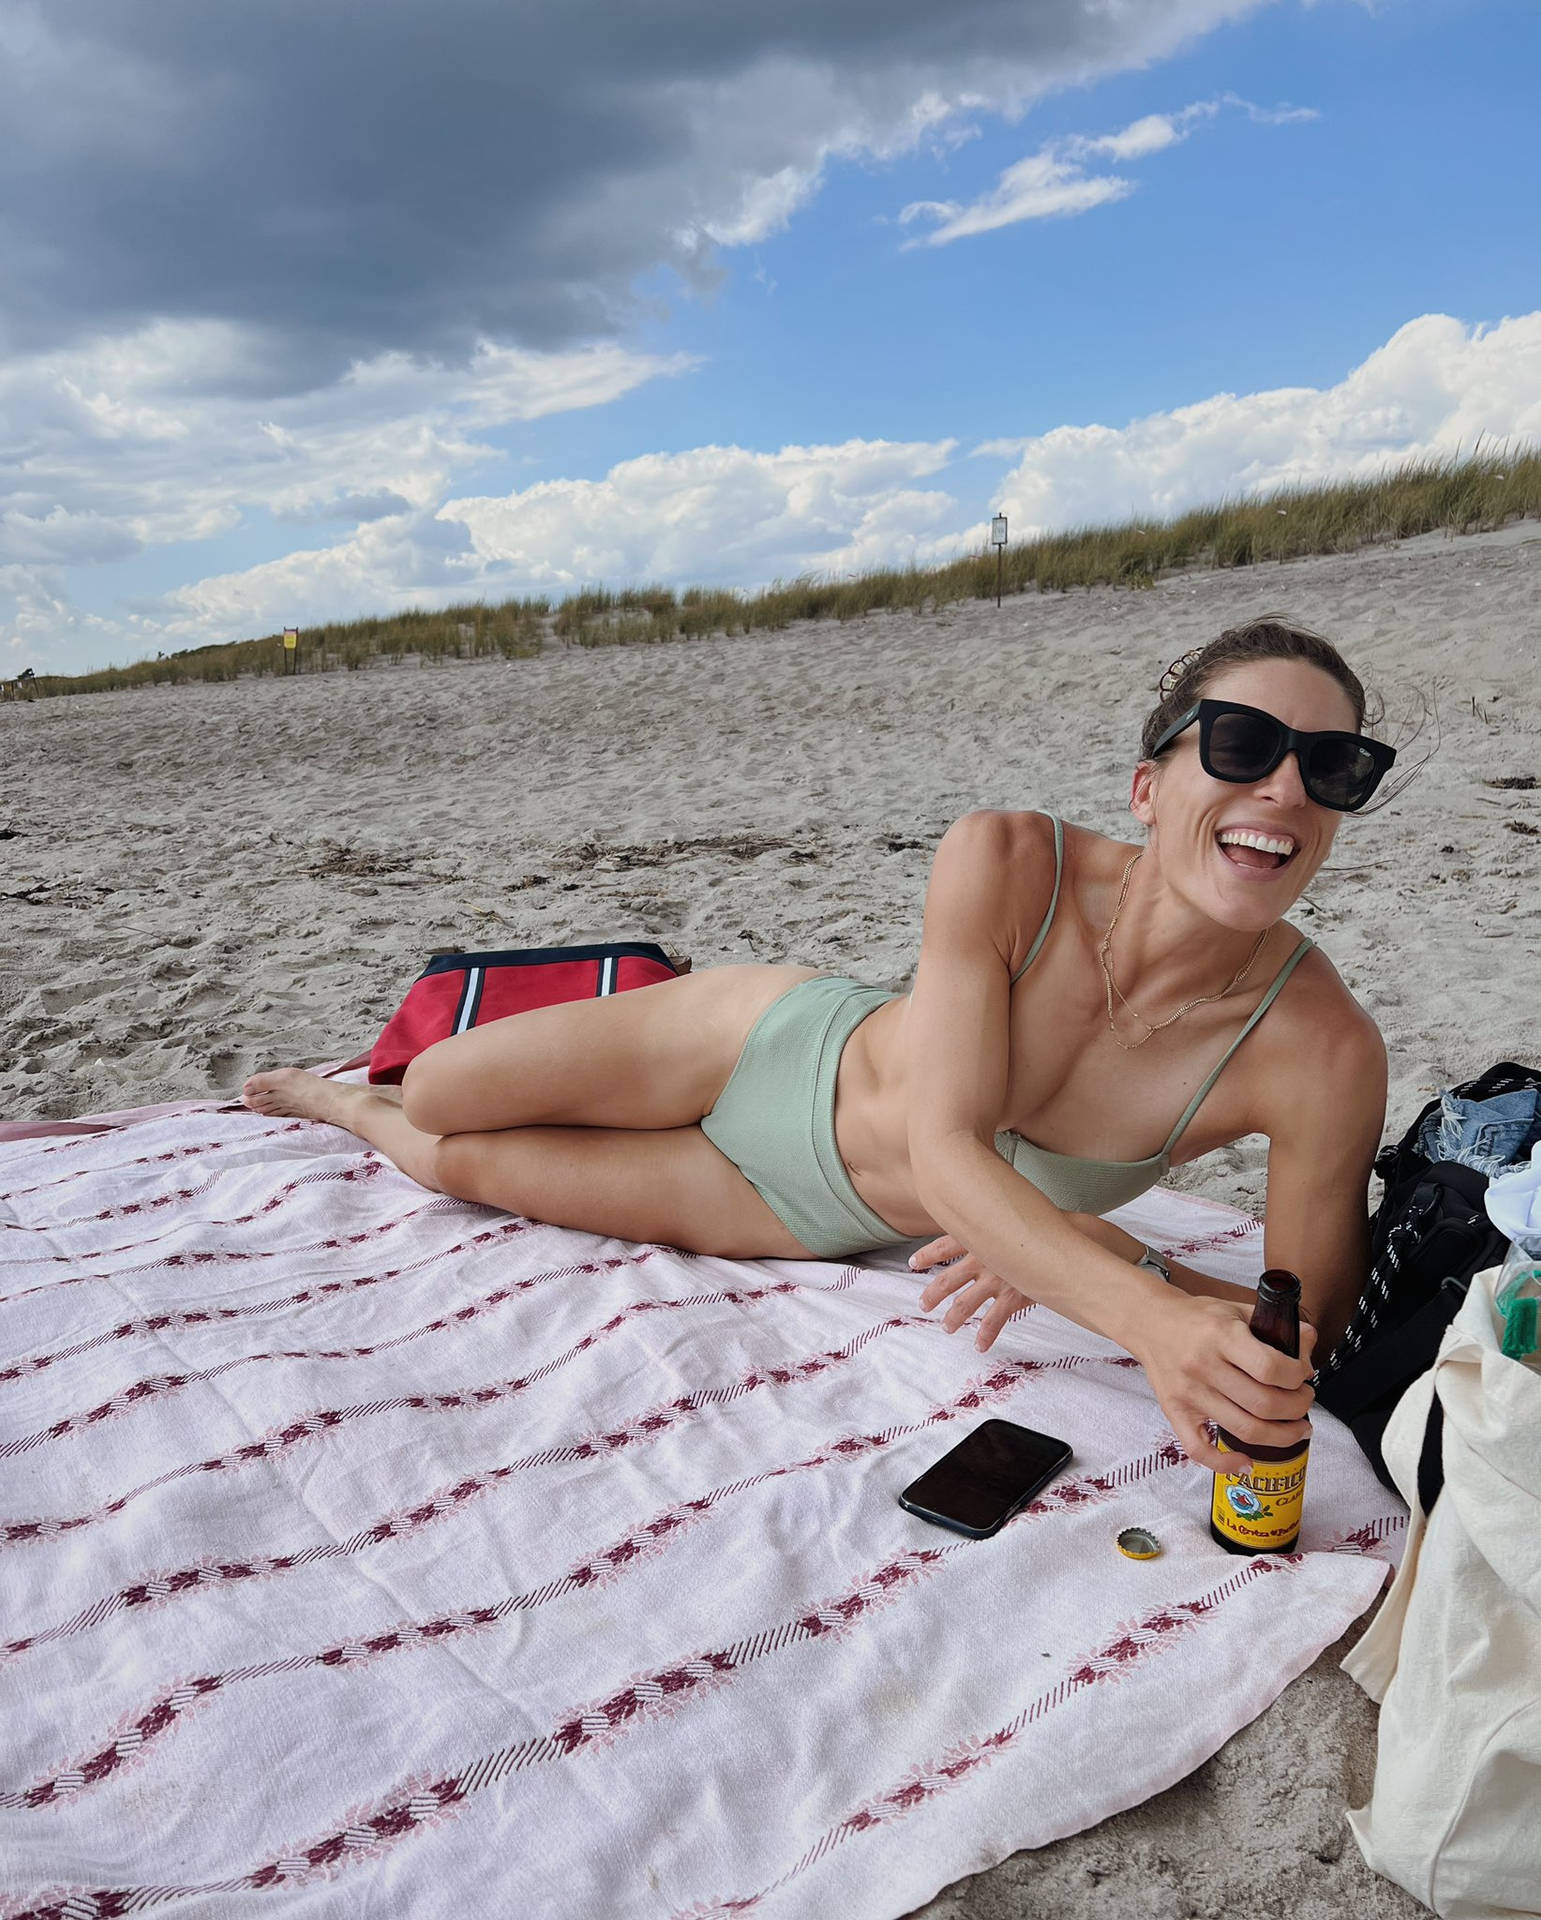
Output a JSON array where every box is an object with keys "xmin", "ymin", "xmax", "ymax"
[{"xmin": 898, "ymin": 1418, "xmax": 1072, "ymax": 1537}]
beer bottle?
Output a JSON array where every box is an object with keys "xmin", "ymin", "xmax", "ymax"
[{"xmin": 1209, "ymin": 1269, "xmax": 1310, "ymax": 1555}]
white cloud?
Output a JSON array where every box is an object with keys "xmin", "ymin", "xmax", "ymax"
[
  {"xmin": 901, "ymin": 161, "xmax": 1131, "ymax": 241},
  {"xmin": 900, "ymin": 93, "xmax": 1314, "ymax": 245},
  {"xmin": 10, "ymin": 310, "xmax": 1537, "ymax": 672},
  {"xmin": 143, "ymin": 438, "xmax": 965, "ymax": 643},
  {"xmin": 985, "ymin": 312, "xmax": 1541, "ymax": 536},
  {"xmin": 669, "ymin": 59, "xmax": 987, "ymax": 250},
  {"xmin": 148, "ymin": 510, "xmax": 481, "ymax": 643},
  {"xmin": 0, "ymin": 322, "xmax": 689, "ymax": 549},
  {"xmin": 170, "ymin": 309, "xmax": 1539, "ymax": 643},
  {"xmin": 448, "ymin": 439, "xmax": 962, "ymax": 584},
  {"xmin": 0, "ymin": 324, "xmax": 691, "ymax": 666}
]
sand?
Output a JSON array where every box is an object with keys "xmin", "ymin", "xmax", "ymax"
[{"xmin": 4, "ymin": 522, "xmax": 1539, "ymax": 1915}]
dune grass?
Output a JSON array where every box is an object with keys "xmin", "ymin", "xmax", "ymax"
[{"xmin": 14, "ymin": 443, "xmax": 1539, "ymax": 698}]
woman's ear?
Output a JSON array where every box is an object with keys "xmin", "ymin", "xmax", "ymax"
[{"xmin": 1129, "ymin": 760, "xmax": 1158, "ymax": 827}]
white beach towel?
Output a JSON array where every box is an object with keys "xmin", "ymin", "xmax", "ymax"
[
  {"xmin": 0, "ymin": 1088, "xmax": 1404, "ymax": 1920},
  {"xmin": 1343, "ymin": 1266, "xmax": 1541, "ymax": 1919}
]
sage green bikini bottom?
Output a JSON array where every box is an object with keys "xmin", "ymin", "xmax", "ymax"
[{"xmin": 700, "ymin": 974, "xmax": 908, "ymax": 1257}]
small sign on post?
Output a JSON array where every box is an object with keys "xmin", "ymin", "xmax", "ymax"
[
  {"xmin": 283, "ymin": 627, "xmax": 299, "ymax": 675},
  {"xmin": 991, "ymin": 513, "xmax": 1008, "ymax": 609}
]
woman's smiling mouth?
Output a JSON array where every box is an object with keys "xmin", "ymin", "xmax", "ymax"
[{"xmin": 1216, "ymin": 827, "xmax": 1297, "ymax": 873}]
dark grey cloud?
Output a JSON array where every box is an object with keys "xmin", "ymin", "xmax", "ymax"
[
  {"xmin": 272, "ymin": 487, "xmax": 414, "ymax": 526},
  {"xmin": 0, "ymin": 0, "xmax": 1257, "ymax": 387}
]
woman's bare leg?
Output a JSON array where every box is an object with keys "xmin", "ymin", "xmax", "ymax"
[
  {"xmin": 240, "ymin": 1068, "xmax": 814, "ymax": 1254},
  {"xmin": 243, "ymin": 1072, "xmax": 446, "ymax": 1192},
  {"xmin": 427, "ymin": 1121, "xmax": 818, "ymax": 1255},
  {"xmin": 239, "ymin": 966, "xmax": 824, "ymax": 1255},
  {"xmin": 396, "ymin": 965, "xmax": 819, "ymax": 1136}
]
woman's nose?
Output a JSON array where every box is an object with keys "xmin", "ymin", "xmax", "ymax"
[{"xmin": 1253, "ymin": 748, "xmax": 1310, "ymax": 806}]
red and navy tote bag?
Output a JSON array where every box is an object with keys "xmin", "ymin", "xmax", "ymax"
[{"xmin": 368, "ymin": 942, "xmax": 685, "ymax": 1084}]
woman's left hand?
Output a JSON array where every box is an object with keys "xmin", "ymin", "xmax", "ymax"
[{"xmin": 909, "ymin": 1235, "xmax": 1035, "ymax": 1351}]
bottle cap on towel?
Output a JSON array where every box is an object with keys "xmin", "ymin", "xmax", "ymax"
[{"xmin": 1116, "ymin": 1526, "xmax": 1162, "ymax": 1560}]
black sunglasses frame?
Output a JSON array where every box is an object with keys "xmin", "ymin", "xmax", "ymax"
[{"xmin": 1149, "ymin": 699, "xmax": 1396, "ymax": 812}]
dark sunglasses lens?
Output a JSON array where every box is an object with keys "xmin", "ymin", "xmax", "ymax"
[
  {"xmin": 1306, "ymin": 737, "xmax": 1379, "ymax": 809},
  {"xmin": 1205, "ymin": 709, "xmax": 1282, "ymax": 780}
]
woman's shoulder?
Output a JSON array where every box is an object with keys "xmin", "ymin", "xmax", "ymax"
[
  {"xmin": 951, "ymin": 809, "xmax": 1141, "ymax": 908},
  {"xmin": 936, "ymin": 807, "xmax": 1070, "ymax": 902},
  {"xmin": 939, "ymin": 806, "xmax": 1072, "ymax": 865},
  {"xmin": 1276, "ymin": 938, "xmax": 1380, "ymax": 1034},
  {"xmin": 927, "ymin": 810, "xmax": 1067, "ymax": 970},
  {"xmin": 938, "ymin": 809, "xmax": 1129, "ymax": 982},
  {"xmin": 1186, "ymin": 940, "xmax": 1385, "ymax": 1159},
  {"xmin": 936, "ymin": 805, "xmax": 1144, "ymax": 901},
  {"xmin": 1257, "ymin": 938, "xmax": 1387, "ymax": 1109}
]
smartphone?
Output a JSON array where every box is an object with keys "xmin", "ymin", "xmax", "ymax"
[{"xmin": 897, "ymin": 1418, "xmax": 1073, "ymax": 1539}]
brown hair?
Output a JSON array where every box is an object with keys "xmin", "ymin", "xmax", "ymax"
[{"xmin": 1139, "ymin": 615, "xmax": 1368, "ymax": 761}]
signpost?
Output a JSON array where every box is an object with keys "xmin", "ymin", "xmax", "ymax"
[
  {"xmin": 991, "ymin": 513, "xmax": 1008, "ymax": 608},
  {"xmin": 283, "ymin": 627, "xmax": 299, "ymax": 675}
]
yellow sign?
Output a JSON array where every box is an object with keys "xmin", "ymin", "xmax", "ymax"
[{"xmin": 283, "ymin": 628, "xmax": 299, "ymax": 650}]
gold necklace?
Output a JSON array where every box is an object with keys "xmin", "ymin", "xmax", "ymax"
[{"xmin": 1098, "ymin": 851, "xmax": 1270, "ymax": 1052}]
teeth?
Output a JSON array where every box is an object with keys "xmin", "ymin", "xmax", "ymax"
[{"xmin": 1217, "ymin": 830, "xmax": 1296, "ymax": 856}]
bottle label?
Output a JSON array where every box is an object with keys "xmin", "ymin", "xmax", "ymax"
[{"xmin": 1210, "ymin": 1436, "xmax": 1309, "ymax": 1551}]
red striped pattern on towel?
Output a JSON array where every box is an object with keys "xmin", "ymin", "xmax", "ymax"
[{"xmin": 0, "ymin": 1096, "xmax": 1403, "ymax": 1920}]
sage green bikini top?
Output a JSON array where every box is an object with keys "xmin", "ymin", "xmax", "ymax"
[{"xmin": 993, "ymin": 814, "xmax": 1312, "ymax": 1214}]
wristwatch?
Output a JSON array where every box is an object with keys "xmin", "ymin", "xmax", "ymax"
[{"xmin": 1135, "ymin": 1245, "xmax": 1172, "ymax": 1284}]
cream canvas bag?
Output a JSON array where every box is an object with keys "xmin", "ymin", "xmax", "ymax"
[{"xmin": 1343, "ymin": 1266, "xmax": 1541, "ymax": 1918}]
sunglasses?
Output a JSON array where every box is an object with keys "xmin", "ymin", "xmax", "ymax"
[{"xmin": 1149, "ymin": 699, "xmax": 1396, "ymax": 812}]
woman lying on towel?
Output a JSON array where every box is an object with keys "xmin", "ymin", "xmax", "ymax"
[{"xmin": 244, "ymin": 616, "xmax": 1395, "ymax": 1475}]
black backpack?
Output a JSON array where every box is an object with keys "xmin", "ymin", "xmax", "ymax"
[{"xmin": 1316, "ymin": 1060, "xmax": 1541, "ymax": 1500}]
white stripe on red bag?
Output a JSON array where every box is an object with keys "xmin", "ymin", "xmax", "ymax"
[{"xmin": 453, "ymin": 968, "xmax": 483, "ymax": 1035}]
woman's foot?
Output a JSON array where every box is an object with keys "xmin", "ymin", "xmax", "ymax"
[
  {"xmin": 241, "ymin": 1068, "xmax": 403, "ymax": 1127},
  {"xmin": 241, "ymin": 1069, "xmax": 443, "ymax": 1190}
]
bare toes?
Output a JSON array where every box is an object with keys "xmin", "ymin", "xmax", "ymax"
[{"xmin": 238, "ymin": 1067, "xmax": 334, "ymax": 1121}]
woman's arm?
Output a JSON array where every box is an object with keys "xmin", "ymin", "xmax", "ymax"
[
  {"xmin": 905, "ymin": 813, "xmax": 1315, "ymax": 1472},
  {"xmin": 1254, "ymin": 1002, "xmax": 1386, "ymax": 1358},
  {"xmin": 903, "ymin": 812, "xmax": 1159, "ymax": 1342},
  {"xmin": 911, "ymin": 1218, "xmax": 1251, "ymax": 1323},
  {"xmin": 1068, "ymin": 1215, "xmax": 1257, "ymax": 1307}
]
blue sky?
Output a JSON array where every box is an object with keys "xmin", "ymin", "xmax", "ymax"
[
  {"xmin": 594, "ymin": 0, "xmax": 1539, "ymax": 456},
  {"xmin": 3, "ymin": 0, "xmax": 1539, "ymax": 673}
]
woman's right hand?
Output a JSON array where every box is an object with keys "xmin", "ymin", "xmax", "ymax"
[{"xmin": 1132, "ymin": 1294, "xmax": 1316, "ymax": 1475}]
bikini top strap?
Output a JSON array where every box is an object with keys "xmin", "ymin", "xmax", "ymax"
[
  {"xmin": 1011, "ymin": 814, "xmax": 1064, "ymax": 983},
  {"xmin": 1160, "ymin": 936, "xmax": 1315, "ymax": 1155}
]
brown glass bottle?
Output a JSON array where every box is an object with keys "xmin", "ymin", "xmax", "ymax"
[{"xmin": 1208, "ymin": 1269, "xmax": 1310, "ymax": 1555}]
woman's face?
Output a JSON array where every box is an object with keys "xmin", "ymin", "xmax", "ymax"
[{"xmin": 1130, "ymin": 657, "xmax": 1364, "ymax": 929}]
